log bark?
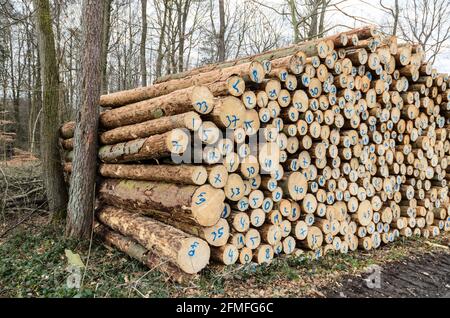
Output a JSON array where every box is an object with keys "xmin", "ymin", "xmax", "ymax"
[
  {"xmin": 96, "ymin": 206, "xmax": 210, "ymax": 274},
  {"xmin": 98, "ymin": 179, "xmax": 225, "ymax": 226},
  {"xmin": 99, "ymin": 163, "xmax": 208, "ymax": 185},
  {"xmin": 98, "ymin": 129, "xmax": 189, "ymax": 163}
]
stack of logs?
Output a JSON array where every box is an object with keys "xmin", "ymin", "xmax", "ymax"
[
  {"xmin": 59, "ymin": 25, "xmax": 450, "ymax": 282},
  {"xmin": 0, "ymin": 113, "xmax": 16, "ymax": 160}
]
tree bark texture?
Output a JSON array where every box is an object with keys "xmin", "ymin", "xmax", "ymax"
[
  {"xmin": 66, "ymin": 0, "xmax": 104, "ymax": 239},
  {"xmin": 34, "ymin": 0, "xmax": 68, "ymax": 219}
]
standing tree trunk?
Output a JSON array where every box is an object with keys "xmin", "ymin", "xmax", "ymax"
[
  {"xmin": 318, "ymin": 0, "xmax": 327, "ymax": 36},
  {"xmin": 393, "ymin": 0, "xmax": 399, "ymax": 36},
  {"xmin": 34, "ymin": 0, "xmax": 68, "ymax": 219},
  {"xmin": 66, "ymin": 0, "xmax": 104, "ymax": 239},
  {"xmin": 140, "ymin": 0, "xmax": 148, "ymax": 87},
  {"xmin": 218, "ymin": 0, "xmax": 226, "ymax": 62},
  {"xmin": 288, "ymin": 0, "xmax": 300, "ymax": 43},
  {"xmin": 101, "ymin": 0, "xmax": 112, "ymax": 94}
]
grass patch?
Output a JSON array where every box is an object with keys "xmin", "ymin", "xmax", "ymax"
[
  {"xmin": 0, "ymin": 223, "xmax": 175, "ymax": 297},
  {"xmin": 1, "ymin": 216, "xmax": 448, "ymax": 298}
]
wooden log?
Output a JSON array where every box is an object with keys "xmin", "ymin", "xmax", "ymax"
[
  {"xmin": 298, "ymin": 226, "xmax": 323, "ymax": 250},
  {"xmin": 98, "ymin": 179, "xmax": 225, "ymax": 226},
  {"xmin": 260, "ymin": 224, "xmax": 282, "ymax": 245},
  {"xmin": 94, "ymin": 224, "xmax": 191, "ymax": 283},
  {"xmin": 99, "ymin": 164, "xmax": 208, "ymax": 185},
  {"xmin": 229, "ymin": 211, "xmax": 250, "ymax": 233},
  {"xmin": 245, "ymin": 228, "xmax": 262, "ymax": 250},
  {"xmin": 153, "ymin": 27, "xmax": 376, "ymax": 85},
  {"xmin": 205, "ymin": 96, "xmax": 246, "ymax": 129},
  {"xmin": 98, "ymin": 129, "xmax": 189, "ymax": 163},
  {"xmin": 60, "ymin": 138, "xmax": 74, "ymax": 150},
  {"xmin": 224, "ymin": 174, "xmax": 246, "ymax": 201},
  {"xmin": 128, "ymin": 208, "xmax": 230, "ymax": 247},
  {"xmin": 97, "ymin": 206, "xmax": 210, "ymax": 274},
  {"xmin": 206, "ymin": 165, "xmax": 229, "ymax": 189}
]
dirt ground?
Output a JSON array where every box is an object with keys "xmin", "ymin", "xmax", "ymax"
[{"xmin": 321, "ymin": 250, "xmax": 450, "ymax": 298}]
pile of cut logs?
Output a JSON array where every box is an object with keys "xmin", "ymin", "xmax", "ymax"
[
  {"xmin": 59, "ymin": 26, "xmax": 450, "ymax": 281},
  {"xmin": 1, "ymin": 115, "xmax": 16, "ymax": 160}
]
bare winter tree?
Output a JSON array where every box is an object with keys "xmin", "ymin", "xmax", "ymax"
[
  {"xmin": 101, "ymin": 0, "xmax": 113, "ymax": 94},
  {"xmin": 251, "ymin": 0, "xmax": 332, "ymax": 43},
  {"xmin": 140, "ymin": 0, "xmax": 147, "ymax": 86},
  {"xmin": 217, "ymin": 0, "xmax": 225, "ymax": 62},
  {"xmin": 33, "ymin": 0, "xmax": 68, "ymax": 219},
  {"xmin": 66, "ymin": 0, "xmax": 104, "ymax": 239},
  {"xmin": 399, "ymin": 0, "xmax": 450, "ymax": 64}
]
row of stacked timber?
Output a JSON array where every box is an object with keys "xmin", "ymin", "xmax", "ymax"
[
  {"xmin": 0, "ymin": 113, "xmax": 16, "ymax": 160},
  {"xmin": 59, "ymin": 25, "xmax": 450, "ymax": 282}
]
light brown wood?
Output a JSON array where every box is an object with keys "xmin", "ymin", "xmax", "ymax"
[{"xmin": 97, "ymin": 206, "xmax": 210, "ymax": 274}]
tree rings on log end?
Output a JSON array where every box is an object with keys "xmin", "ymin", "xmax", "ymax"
[
  {"xmin": 308, "ymin": 78, "xmax": 322, "ymax": 98},
  {"xmin": 213, "ymin": 244, "xmax": 239, "ymax": 265},
  {"xmin": 306, "ymin": 226, "xmax": 323, "ymax": 250},
  {"xmin": 262, "ymin": 224, "xmax": 282, "ymax": 245},
  {"xmin": 259, "ymin": 142, "xmax": 280, "ymax": 173},
  {"xmin": 192, "ymin": 86, "xmax": 215, "ymax": 114},
  {"xmin": 224, "ymin": 174, "xmax": 245, "ymax": 201},
  {"xmin": 243, "ymin": 109, "xmax": 260, "ymax": 135},
  {"xmin": 249, "ymin": 61, "xmax": 265, "ymax": 83},
  {"xmin": 173, "ymin": 166, "xmax": 205, "ymax": 186},
  {"xmin": 245, "ymin": 228, "xmax": 261, "ymax": 250},
  {"xmin": 203, "ymin": 218, "xmax": 230, "ymax": 247},
  {"xmin": 178, "ymin": 237, "xmax": 210, "ymax": 274},
  {"xmin": 289, "ymin": 55, "xmax": 304, "ymax": 75},
  {"xmin": 226, "ymin": 76, "xmax": 246, "ymax": 97},
  {"xmin": 191, "ymin": 185, "xmax": 225, "ymax": 226},
  {"xmin": 184, "ymin": 112, "xmax": 203, "ymax": 131}
]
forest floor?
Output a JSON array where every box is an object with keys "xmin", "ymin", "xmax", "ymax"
[{"xmin": 0, "ymin": 160, "xmax": 449, "ymax": 298}]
